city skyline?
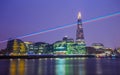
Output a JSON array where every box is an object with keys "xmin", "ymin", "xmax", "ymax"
[{"xmin": 0, "ymin": 0, "xmax": 120, "ymax": 49}]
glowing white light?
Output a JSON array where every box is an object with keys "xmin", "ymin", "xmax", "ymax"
[{"xmin": 78, "ymin": 12, "xmax": 82, "ymax": 19}]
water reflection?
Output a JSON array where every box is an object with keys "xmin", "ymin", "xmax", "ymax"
[
  {"xmin": 8, "ymin": 58, "xmax": 87, "ymax": 75},
  {"xmin": 65, "ymin": 58, "xmax": 73, "ymax": 75},
  {"xmin": 25, "ymin": 58, "xmax": 56, "ymax": 75},
  {"xmin": 9, "ymin": 59, "xmax": 25, "ymax": 75},
  {"xmin": 1, "ymin": 58, "xmax": 120, "ymax": 75},
  {"xmin": 55, "ymin": 58, "xmax": 65, "ymax": 75},
  {"xmin": 55, "ymin": 58, "xmax": 86, "ymax": 75},
  {"xmin": 79, "ymin": 58, "xmax": 86, "ymax": 75},
  {"xmin": 96, "ymin": 58, "xmax": 102, "ymax": 75},
  {"xmin": 0, "ymin": 59, "xmax": 10, "ymax": 75}
]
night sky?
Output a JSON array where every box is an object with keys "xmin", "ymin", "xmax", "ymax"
[{"xmin": 0, "ymin": 0, "xmax": 120, "ymax": 49}]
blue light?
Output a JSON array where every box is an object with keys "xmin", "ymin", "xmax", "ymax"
[
  {"xmin": 17, "ymin": 22, "xmax": 76, "ymax": 39},
  {"xmin": 83, "ymin": 11, "xmax": 120, "ymax": 24}
]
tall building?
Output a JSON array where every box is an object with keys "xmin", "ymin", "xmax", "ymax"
[
  {"xmin": 75, "ymin": 12, "xmax": 86, "ymax": 54},
  {"xmin": 76, "ymin": 12, "xmax": 85, "ymax": 42}
]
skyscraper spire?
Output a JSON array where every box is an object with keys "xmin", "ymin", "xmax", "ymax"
[
  {"xmin": 78, "ymin": 12, "xmax": 81, "ymax": 20},
  {"xmin": 76, "ymin": 12, "xmax": 84, "ymax": 41}
]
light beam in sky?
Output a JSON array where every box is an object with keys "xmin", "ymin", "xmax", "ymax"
[{"xmin": 0, "ymin": 11, "xmax": 120, "ymax": 44}]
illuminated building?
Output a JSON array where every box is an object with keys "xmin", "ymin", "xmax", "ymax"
[
  {"xmin": 27, "ymin": 42, "xmax": 51, "ymax": 54},
  {"xmin": 92, "ymin": 43, "xmax": 104, "ymax": 50},
  {"xmin": 113, "ymin": 48, "xmax": 120, "ymax": 56},
  {"xmin": 117, "ymin": 48, "xmax": 120, "ymax": 54},
  {"xmin": 12, "ymin": 39, "xmax": 19, "ymax": 54},
  {"xmin": 53, "ymin": 41, "xmax": 66, "ymax": 54},
  {"xmin": 6, "ymin": 39, "xmax": 27, "ymax": 55},
  {"xmin": 104, "ymin": 48, "xmax": 113, "ymax": 56},
  {"xmin": 76, "ymin": 12, "xmax": 84, "ymax": 41},
  {"xmin": 92, "ymin": 43, "xmax": 104, "ymax": 54},
  {"xmin": 28, "ymin": 44, "xmax": 34, "ymax": 54},
  {"xmin": 34, "ymin": 42, "xmax": 49, "ymax": 54},
  {"xmin": 24, "ymin": 42, "xmax": 32, "ymax": 50},
  {"xmin": 62, "ymin": 36, "xmax": 75, "ymax": 54},
  {"xmin": 75, "ymin": 12, "xmax": 86, "ymax": 54},
  {"xmin": 53, "ymin": 36, "xmax": 75, "ymax": 55}
]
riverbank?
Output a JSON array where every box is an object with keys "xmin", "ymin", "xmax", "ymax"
[{"xmin": 0, "ymin": 55, "xmax": 96, "ymax": 59}]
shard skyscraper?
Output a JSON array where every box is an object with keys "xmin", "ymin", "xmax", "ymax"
[
  {"xmin": 76, "ymin": 12, "xmax": 84, "ymax": 41},
  {"xmin": 76, "ymin": 12, "xmax": 86, "ymax": 54}
]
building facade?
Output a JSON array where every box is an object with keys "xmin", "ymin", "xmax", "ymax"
[{"xmin": 6, "ymin": 39, "xmax": 27, "ymax": 55}]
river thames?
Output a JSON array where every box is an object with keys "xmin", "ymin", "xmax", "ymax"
[{"xmin": 0, "ymin": 58, "xmax": 120, "ymax": 75}]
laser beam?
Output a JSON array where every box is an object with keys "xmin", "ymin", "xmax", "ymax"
[
  {"xmin": 17, "ymin": 22, "xmax": 76, "ymax": 39},
  {"xmin": 0, "ymin": 11, "xmax": 120, "ymax": 44},
  {"xmin": 83, "ymin": 11, "xmax": 120, "ymax": 24}
]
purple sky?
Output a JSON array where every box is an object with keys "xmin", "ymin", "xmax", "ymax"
[{"xmin": 0, "ymin": 0, "xmax": 120, "ymax": 49}]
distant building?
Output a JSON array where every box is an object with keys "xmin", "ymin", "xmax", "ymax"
[
  {"xmin": 104, "ymin": 48, "xmax": 113, "ymax": 56},
  {"xmin": 53, "ymin": 36, "xmax": 77, "ymax": 55},
  {"xmin": 28, "ymin": 44, "xmax": 34, "ymax": 54},
  {"xmin": 63, "ymin": 36, "xmax": 75, "ymax": 54},
  {"xmin": 34, "ymin": 42, "xmax": 50, "ymax": 54},
  {"xmin": 53, "ymin": 40, "xmax": 66, "ymax": 54},
  {"xmin": 75, "ymin": 12, "xmax": 86, "ymax": 54},
  {"xmin": 24, "ymin": 42, "xmax": 32, "ymax": 50},
  {"xmin": 27, "ymin": 42, "xmax": 52, "ymax": 54},
  {"xmin": 86, "ymin": 47, "xmax": 96, "ymax": 55},
  {"xmin": 92, "ymin": 43, "xmax": 104, "ymax": 49},
  {"xmin": 116, "ymin": 48, "xmax": 120, "ymax": 54},
  {"xmin": 6, "ymin": 39, "xmax": 27, "ymax": 55},
  {"xmin": 92, "ymin": 43, "xmax": 104, "ymax": 54},
  {"xmin": 113, "ymin": 48, "xmax": 120, "ymax": 56},
  {"xmin": 63, "ymin": 36, "xmax": 74, "ymax": 42}
]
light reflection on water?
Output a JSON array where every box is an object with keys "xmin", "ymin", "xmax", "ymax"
[
  {"xmin": 9, "ymin": 59, "xmax": 26, "ymax": 75},
  {"xmin": 96, "ymin": 59, "xmax": 102, "ymax": 75},
  {"xmin": 0, "ymin": 58, "xmax": 120, "ymax": 75},
  {"xmin": 56, "ymin": 58, "xmax": 65, "ymax": 75}
]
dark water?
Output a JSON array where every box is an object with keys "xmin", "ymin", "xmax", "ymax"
[{"xmin": 0, "ymin": 58, "xmax": 120, "ymax": 75}]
